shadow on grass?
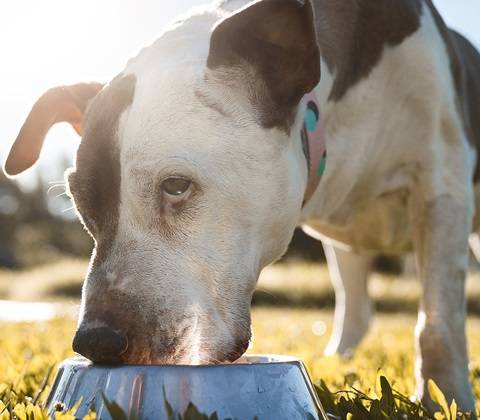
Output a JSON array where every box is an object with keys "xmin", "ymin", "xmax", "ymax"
[
  {"xmin": 45, "ymin": 274, "xmax": 480, "ymax": 317},
  {"xmin": 47, "ymin": 283, "xmax": 83, "ymax": 299},
  {"xmin": 252, "ymin": 289, "xmax": 480, "ymax": 316}
]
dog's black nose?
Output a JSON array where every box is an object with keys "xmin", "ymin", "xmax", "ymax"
[{"xmin": 73, "ymin": 325, "xmax": 128, "ymax": 363}]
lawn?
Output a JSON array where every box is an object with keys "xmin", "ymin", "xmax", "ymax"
[{"xmin": 0, "ymin": 261, "xmax": 479, "ymax": 418}]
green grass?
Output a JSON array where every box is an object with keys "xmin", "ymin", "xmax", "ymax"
[
  {"xmin": 0, "ymin": 260, "xmax": 479, "ymax": 418},
  {"xmin": 250, "ymin": 308, "xmax": 480, "ymax": 419}
]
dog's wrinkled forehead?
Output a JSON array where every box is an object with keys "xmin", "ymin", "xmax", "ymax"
[{"xmin": 68, "ymin": 74, "xmax": 136, "ymax": 241}]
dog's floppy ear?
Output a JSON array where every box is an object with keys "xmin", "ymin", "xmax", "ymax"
[
  {"xmin": 4, "ymin": 82, "xmax": 104, "ymax": 177},
  {"xmin": 207, "ymin": 0, "xmax": 319, "ymax": 128}
]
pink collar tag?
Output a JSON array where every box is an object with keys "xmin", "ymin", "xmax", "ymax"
[{"xmin": 301, "ymin": 91, "xmax": 326, "ymax": 206}]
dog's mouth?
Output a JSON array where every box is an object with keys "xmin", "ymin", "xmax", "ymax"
[
  {"xmin": 74, "ymin": 308, "xmax": 252, "ymax": 366},
  {"xmin": 83, "ymin": 331, "xmax": 251, "ymax": 366},
  {"xmin": 116, "ymin": 345, "xmax": 249, "ymax": 366}
]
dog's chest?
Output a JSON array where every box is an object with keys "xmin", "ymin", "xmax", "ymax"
[{"xmin": 303, "ymin": 189, "xmax": 413, "ymax": 254}]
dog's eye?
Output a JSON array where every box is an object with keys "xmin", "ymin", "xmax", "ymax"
[{"xmin": 162, "ymin": 177, "xmax": 191, "ymax": 196}]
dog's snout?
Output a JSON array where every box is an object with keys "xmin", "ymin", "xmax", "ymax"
[{"xmin": 73, "ymin": 325, "xmax": 128, "ymax": 364}]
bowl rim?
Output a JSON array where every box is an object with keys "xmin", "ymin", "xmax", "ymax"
[{"xmin": 63, "ymin": 353, "xmax": 304, "ymax": 368}]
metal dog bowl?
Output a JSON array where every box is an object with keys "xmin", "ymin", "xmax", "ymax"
[{"xmin": 46, "ymin": 354, "xmax": 327, "ymax": 419}]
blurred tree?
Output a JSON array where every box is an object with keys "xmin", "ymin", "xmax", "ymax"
[
  {"xmin": 0, "ymin": 169, "xmax": 93, "ymax": 269},
  {"xmin": 0, "ymin": 172, "xmax": 21, "ymax": 268}
]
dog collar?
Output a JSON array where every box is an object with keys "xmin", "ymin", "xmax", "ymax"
[{"xmin": 301, "ymin": 91, "xmax": 326, "ymax": 205}]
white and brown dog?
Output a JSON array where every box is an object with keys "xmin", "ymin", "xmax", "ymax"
[{"xmin": 4, "ymin": 0, "xmax": 480, "ymax": 413}]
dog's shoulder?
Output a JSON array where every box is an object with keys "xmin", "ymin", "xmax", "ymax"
[{"xmin": 314, "ymin": 0, "xmax": 423, "ymax": 101}]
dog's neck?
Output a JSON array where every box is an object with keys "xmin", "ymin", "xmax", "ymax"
[
  {"xmin": 313, "ymin": 0, "xmax": 422, "ymax": 101},
  {"xmin": 218, "ymin": 1, "xmax": 421, "ymax": 104},
  {"xmin": 302, "ymin": 0, "xmax": 422, "ymax": 205}
]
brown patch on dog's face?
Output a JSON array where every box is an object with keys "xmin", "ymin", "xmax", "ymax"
[{"xmin": 67, "ymin": 74, "xmax": 136, "ymax": 252}]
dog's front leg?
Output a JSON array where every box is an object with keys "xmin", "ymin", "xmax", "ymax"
[
  {"xmin": 413, "ymin": 193, "xmax": 476, "ymax": 414},
  {"xmin": 323, "ymin": 244, "xmax": 374, "ymax": 357}
]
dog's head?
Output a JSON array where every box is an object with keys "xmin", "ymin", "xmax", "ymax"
[{"xmin": 4, "ymin": 0, "xmax": 319, "ymax": 364}]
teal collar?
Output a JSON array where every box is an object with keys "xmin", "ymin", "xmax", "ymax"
[{"xmin": 301, "ymin": 92, "xmax": 326, "ymax": 205}]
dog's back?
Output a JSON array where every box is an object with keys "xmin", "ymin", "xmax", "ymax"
[
  {"xmin": 426, "ymin": 1, "xmax": 480, "ymax": 181},
  {"xmin": 452, "ymin": 32, "xmax": 480, "ymax": 178}
]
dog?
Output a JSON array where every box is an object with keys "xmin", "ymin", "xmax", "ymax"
[{"xmin": 4, "ymin": 0, "xmax": 480, "ymax": 413}]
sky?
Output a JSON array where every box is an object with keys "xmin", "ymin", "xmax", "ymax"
[{"xmin": 0, "ymin": 0, "xmax": 479, "ymax": 190}]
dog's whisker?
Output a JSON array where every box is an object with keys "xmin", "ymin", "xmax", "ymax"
[{"xmin": 47, "ymin": 184, "xmax": 66, "ymax": 194}]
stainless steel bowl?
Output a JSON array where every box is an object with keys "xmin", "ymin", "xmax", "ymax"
[{"xmin": 46, "ymin": 354, "xmax": 327, "ymax": 419}]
